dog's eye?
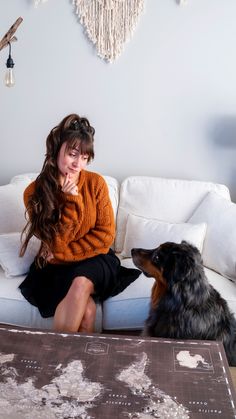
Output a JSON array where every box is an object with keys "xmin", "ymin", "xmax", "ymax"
[{"xmin": 152, "ymin": 254, "xmax": 159, "ymax": 263}]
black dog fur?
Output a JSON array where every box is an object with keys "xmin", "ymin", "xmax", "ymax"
[{"xmin": 131, "ymin": 241, "xmax": 236, "ymax": 366}]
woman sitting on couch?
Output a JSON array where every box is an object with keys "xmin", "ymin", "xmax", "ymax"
[{"xmin": 19, "ymin": 113, "xmax": 140, "ymax": 333}]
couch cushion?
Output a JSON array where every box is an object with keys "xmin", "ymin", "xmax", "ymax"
[
  {"xmin": 0, "ymin": 174, "xmax": 35, "ymax": 234},
  {"xmin": 121, "ymin": 213, "xmax": 207, "ymax": 257},
  {"xmin": 102, "ymin": 259, "xmax": 236, "ymax": 331},
  {"xmin": 115, "ymin": 176, "xmax": 230, "ymax": 253},
  {"xmin": 0, "ymin": 268, "xmax": 53, "ymax": 329},
  {"xmin": 189, "ymin": 191, "xmax": 236, "ymax": 282},
  {"xmin": 0, "ymin": 232, "xmax": 40, "ymax": 277},
  {"xmin": 205, "ymin": 267, "xmax": 236, "ymax": 315},
  {"xmin": 101, "ymin": 175, "xmax": 119, "ymax": 220}
]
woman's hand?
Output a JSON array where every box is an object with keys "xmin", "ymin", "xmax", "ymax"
[{"xmin": 61, "ymin": 173, "xmax": 78, "ymax": 196}]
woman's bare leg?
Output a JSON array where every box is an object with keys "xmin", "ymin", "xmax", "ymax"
[
  {"xmin": 78, "ymin": 297, "xmax": 96, "ymax": 333},
  {"xmin": 53, "ymin": 276, "xmax": 95, "ymax": 333}
]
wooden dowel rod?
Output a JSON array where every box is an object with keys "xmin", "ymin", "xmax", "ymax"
[{"xmin": 0, "ymin": 17, "xmax": 23, "ymax": 52}]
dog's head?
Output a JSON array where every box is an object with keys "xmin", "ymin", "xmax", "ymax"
[{"xmin": 131, "ymin": 241, "xmax": 203, "ymax": 306}]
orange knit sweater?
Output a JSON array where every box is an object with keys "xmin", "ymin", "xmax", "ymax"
[{"xmin": 24, "ymin": 170, "xmax": 115, "ymax": 264}]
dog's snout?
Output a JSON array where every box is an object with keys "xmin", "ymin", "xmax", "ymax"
[
  {"xmin": 131, "ymin": 248, "xmax": 152, "ymax": 260},
  {"xmin": 131, "ymin": 248, "xmax": 153, "ymax": 256}
]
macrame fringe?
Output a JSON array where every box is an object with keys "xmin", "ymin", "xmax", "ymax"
[
  {"xmin": 34, "ymin": 0, "xmax": 48, "ymax": 7},
  {"xmin": 34, "ymin": 0, "xmax": 145, "ymax": 62},
  {"xmin": 73, "ymin": 0, "xmax": 145, "ymax": 62}
]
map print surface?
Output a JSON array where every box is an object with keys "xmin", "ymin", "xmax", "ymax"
[{"xmin": 0, "ymin": 326, "xmax": 235, "ymax": 418}]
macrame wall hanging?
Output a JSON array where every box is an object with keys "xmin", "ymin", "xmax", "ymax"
[
  {"xmin": 33, "ymin": 1, "xmax": 187, "ymax": 62},
  {"xmin": 72, "ymin": 0, "xmax": 145, "ymax": 62},
  {"xmin": 34, "ymin": 0, "xmax": 145, "ymax": 62}
]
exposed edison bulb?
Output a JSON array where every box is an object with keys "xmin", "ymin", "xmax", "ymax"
[
  {"xmin": 5, "ymin": 42, "xmax": 15, "ymax": 88},
  {"xmin": 5, "ymin": 68, "xmax": 15, "ymax": 87}
]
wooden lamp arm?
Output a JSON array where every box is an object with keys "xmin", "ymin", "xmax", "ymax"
[{"xmin": 0, "ymin": 17, "xmax": 23, "ymax": 52}]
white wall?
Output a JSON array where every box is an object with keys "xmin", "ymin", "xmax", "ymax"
[{"xmin": 1, "ymin": 0, "xmax": 236, "ymax": 200}]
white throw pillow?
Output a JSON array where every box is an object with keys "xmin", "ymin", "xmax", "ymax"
[
  {"xmin": 188, "ymin": 191, "xmax": 236, "ymax": 282},
  {"xmin": 0, "ymin": 232, "xmax": 40, "ymax": 278},
  {"xmin": 121, "ymin": 213, "xmax": 207, "ymax": 258},
  {"xmin": 0, "ymin": 176, "xmax": 34, "ymax": 234}
]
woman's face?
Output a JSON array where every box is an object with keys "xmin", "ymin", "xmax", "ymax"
[{"xmin": 57, "ymin": 142, "xmax": 89, "ymax": 182}]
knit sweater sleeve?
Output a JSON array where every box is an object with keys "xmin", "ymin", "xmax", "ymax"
[
  {"xmin": 23, "ymin": 181, "xmax": 84, "ymax": 238},
  {"xmin": 52, "ymin": 176, "xmax": 115, "ymax": 262}
]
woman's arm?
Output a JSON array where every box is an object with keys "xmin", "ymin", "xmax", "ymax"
[{"xmin": 52, "ymin": 177, "xmax": 116, "ymax": 262}]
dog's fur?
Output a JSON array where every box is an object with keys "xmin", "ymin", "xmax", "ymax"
[{"xmin": 131, "ymin": 241, "xmax": 236, "ymax": 366}]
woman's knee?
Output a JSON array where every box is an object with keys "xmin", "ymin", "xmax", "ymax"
[{"xmin": 69, "ymin": 276, "xmax": 94, "ymax": 300}]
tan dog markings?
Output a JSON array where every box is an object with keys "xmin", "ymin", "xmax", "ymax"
[{"xmin": 137, "ymin": 258, "xmax": 167, "ymax": 309}]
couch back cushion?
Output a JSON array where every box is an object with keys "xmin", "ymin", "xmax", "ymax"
[
  {"xmin": 102, "ymin": 175, "xmax": 119, "ymax": 220},
  {"xmin": 115, "ymin": 176, "xmax": 230, "ymax": 253},
  {"xmin": 0, "ymin": 173, "xmax": 37, "ymax": 234},
  {"xmin": 0, "ymin": 172, "xmax": 119, "ymax": 234},
  {"xmin": 189, "ymin": 191, "xmax": 236, "ymax": 282},
  {"xmin": 121, "ymin": 214, "xmax": 207, "ymax": 257}
]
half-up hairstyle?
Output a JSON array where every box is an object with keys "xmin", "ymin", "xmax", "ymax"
[{"xmin": 20, "ymin": 113, "xmax": 95, "ymax": 266}]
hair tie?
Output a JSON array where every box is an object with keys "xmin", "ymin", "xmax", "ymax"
[{"xmin": 72, "ymin": 120, "xmax": 80, "ymax": 130}]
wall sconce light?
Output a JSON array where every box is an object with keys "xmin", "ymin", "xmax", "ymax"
[
  {"xmin": 5, "ymin": 42, "xmax": 15, "ymax": 87},
  {"xmin": 0, "ymin": 17, "xmax": 23, "ymax": 88}
]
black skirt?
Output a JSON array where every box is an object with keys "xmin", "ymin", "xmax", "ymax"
[{"xmin": 19, "ymin": 249, "xmax": 141, "ymax": 318}]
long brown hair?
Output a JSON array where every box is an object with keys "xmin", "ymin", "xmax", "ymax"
[{"xmin": 20, "ymin": 113, "xmax": 95, "ymax": 265}]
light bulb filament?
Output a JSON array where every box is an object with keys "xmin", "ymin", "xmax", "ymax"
[{"xmin": 5, "ymin": 42, "xmax": 15, "ymax": 87}]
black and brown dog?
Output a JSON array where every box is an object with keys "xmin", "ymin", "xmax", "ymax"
[{"xmin": 131, "ymin": 240, "xmax": 236, "ymax": 366}]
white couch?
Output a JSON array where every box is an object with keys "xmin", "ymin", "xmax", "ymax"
[{"xmin": 0, "ymin": 173, "xmax": 236, "ymax": 333}]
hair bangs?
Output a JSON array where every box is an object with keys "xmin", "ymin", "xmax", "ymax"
[{"xmin": 65, "ymin": 134, "xmax": 94, "ymax": 161}]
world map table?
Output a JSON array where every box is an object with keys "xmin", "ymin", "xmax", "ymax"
[{"xmin": 0, "ymin": 326, "xmax": 235, "ymax": 418}]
